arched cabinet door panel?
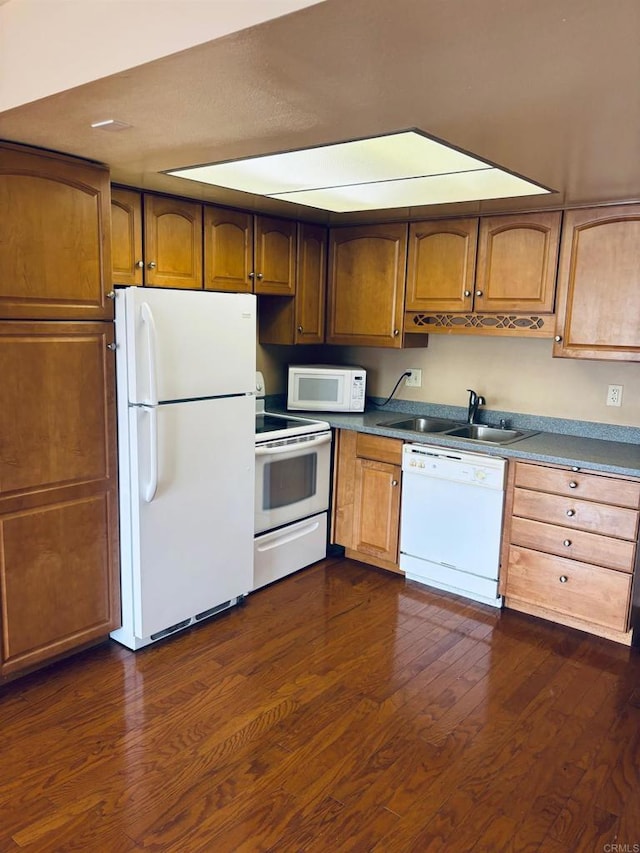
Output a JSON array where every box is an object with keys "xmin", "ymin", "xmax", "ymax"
[
  {"xmin": 143, "ymin": 195, "xmax": 203, "ymax": 289},
  {"xmin": 475, "ymin": 211, "xmax": 561, "ymax": 314},
  {"xmin": 0, "ymin": 143, "xmax": 112, "ymax": 320},
  {"xmin": 553, "ymin": 204, "xmax": 640, "ymax": 361},
  {"xmin": 327, "ymin": 223, "xmax": 408, "ymax": 347}
]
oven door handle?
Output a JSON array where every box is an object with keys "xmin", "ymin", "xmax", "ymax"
[{"xmin": 255, "ymin": 433, "xmax": 331, "ymax": 456}]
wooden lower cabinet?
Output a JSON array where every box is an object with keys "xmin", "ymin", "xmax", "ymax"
[
  {"xmin": 332, "ymin": 430, "xmax": 402, "ymax": 573},
  {"xmin": 501, "ymin": 460, "xmax": 639, "ymax": 644},
  {"xmin": 0, "ymin": 321, "xmax": 120, "ymax": 679}
]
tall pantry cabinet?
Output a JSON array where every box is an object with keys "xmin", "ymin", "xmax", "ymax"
[{"xmin": 0, "ymin": 143, "xmax": 120, "ymax": 680}]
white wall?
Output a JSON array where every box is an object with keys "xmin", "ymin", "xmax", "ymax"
[
  {"xmin": 258, "ymin": 336, "xmax": 640, "ymax": 426},
  {"xmin": 0, "ymin": 0, "xmax": 323, "ymax": 112}
]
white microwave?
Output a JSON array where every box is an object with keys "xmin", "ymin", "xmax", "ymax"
[{"xmin": 287, "ymin": 365, "xmax": 367, "ymax": 412}]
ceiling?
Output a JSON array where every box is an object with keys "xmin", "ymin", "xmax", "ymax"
[{"xmin": 1, "ymin": 0, "xmax": 639, "ymax": 225}]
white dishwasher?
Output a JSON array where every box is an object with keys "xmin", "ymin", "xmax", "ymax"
[{"xmin": 400, "ymin": 443, "xmax": 506, "ymax": 608}]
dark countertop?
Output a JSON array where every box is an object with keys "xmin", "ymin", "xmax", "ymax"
[{"xmin": 267, "ymin": 399, "xmax": 640, "ymax": 478}]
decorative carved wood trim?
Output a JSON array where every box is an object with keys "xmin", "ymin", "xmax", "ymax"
[{"xmin": 404, "ymin": 311, "xmax": 555, "ymax": 337}]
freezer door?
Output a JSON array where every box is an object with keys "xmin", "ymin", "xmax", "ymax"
[
  {"xmin": 116, "ymin": 287, "xmax": 256, "ymax": 404},
  {"xmin": 124, "ymin": 395, "xmax": 254, "ymax": 639}
]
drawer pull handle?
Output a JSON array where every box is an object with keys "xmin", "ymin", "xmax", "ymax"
[
  {"xmin": 566, "ymin": 509, "xmax": 576, "ymax": 517},
  {"xmin": 391, "ymin": 479, "xmax": 399, "ymax": 487},
  {"xmin": 563, "ymin": 539, "xmax": 572, "ymax": 547},
  {"xmin": 559, "ymin": 575, "xmax": 568, "ymax": 583},
  {"xmin": 568, "ymin": 481, "xmax": 578, "ymax": 489}
]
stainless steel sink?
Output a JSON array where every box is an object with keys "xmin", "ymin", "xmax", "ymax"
[
  {"xmin": 378, "ymin": 416, "xmax": 538, "ymax": 445},
  {"xmin": 380, "ymin": 416, "xmax": 460, "ymax": 433},
  {"xmin": 445, "ymin": 425, "xmax": 536, "ymax": 444}
]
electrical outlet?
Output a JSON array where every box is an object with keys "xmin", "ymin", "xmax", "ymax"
[
  {"xmin": 405, "ymin": 368, "xmax": 422, "ymax": 388},
  {"xmin": 606, "ymin": 384, "xmax": 623, "ymax": 407}
]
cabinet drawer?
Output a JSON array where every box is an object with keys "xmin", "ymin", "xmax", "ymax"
[
  {"xmin": 356, "ymin": 433, "xmax": 403, "ymax": 465},
  {"xmin": 510, "ymin": 516, "xmax": 635, "ymax": 572},
  {"xmin": 512, "ymin": 488, "xmax": 639, "ymax": 540},
  {"xmin": 506, "ymin": 546, "xmax": 632, "ymax": 633},
  {"xmin": 514, "ymin": 462, "xmax": 640, "ymax": 508}
]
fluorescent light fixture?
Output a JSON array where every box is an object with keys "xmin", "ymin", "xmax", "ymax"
[{"xmin": 166, "ymin": 129, "xmax": 552, "ymax": 212}]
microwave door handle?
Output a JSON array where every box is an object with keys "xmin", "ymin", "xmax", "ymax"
[
  {"xmin": 140, "ymin": 301, "xmax": 159, "ymax": 406},
  {"xmin": 255, "ymin": 433, "xmax": 331, "ymax": 456}
]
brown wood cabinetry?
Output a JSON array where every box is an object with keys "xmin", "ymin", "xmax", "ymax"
[
  {"xmin": 110, "ymin": 187, "xmax": 144, "ymax": 286},
  {"xmin": 327, "ymin": 223, "xmax": 428, "ymax": 348},
  {"xmin": 111, "ymin": 188, "xmax": 203, "ymax": 289},
  {"xmin": 203, "ymin": 208, "xmax": 296, "ymax": 296},
  {"xmin": 144, "ymin": 195, "xmax": 203, "ymax": 289},
  {"xmin": 203, "ymin": 207, "xmax": 253, "ymax": 293},
  {"xmin": 501, "ymin": 460, "xmax": 639, "ymax": 644},
  {"xmin": 0, "ymin": 143, "xmax": 112, "ymax": 320},
  {"xmin": 405, "ymin": 211, "xmax": 561, "ymax": 337},
  {"xmin": 258, "ymin": 222, "xmax": 326, "ymax": 344},
  {"xmin": 406, "ymin": 218, "xmax": 478, "ymax": 312},
  {"xmin": 332, "ymin": 430, "xmax": 403, "ymax": 572},
  {"xmin": 553, "ymin": 204, "xmax": 640, "ymax": 361},
  {"xmin": 1, "ymin": 143, "xmax": 120, "ymax": 681},
  {"xmin": 0, "ymin": 321, "xmax": 120, "ymax": 679}
]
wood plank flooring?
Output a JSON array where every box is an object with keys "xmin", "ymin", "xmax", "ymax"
[{"xmin": 1, "ymin": 555, "xmax": 640, "ymax": 851}]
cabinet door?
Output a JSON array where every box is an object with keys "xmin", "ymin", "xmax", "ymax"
[
  {"xmin": 0, "ymin": 322, "xmax": 120, "ymax": 678},
  {"xmin": 295, "ymin": 222, "xmax": 326, "ymax": 342},
  {"xmin": 475, "ymin": 211, "xmax": 561, "ymax": 313},
  {"xmin": 0, "ymin": 144, "xmax": 112, "ymax": 320},
  {"xmin": 352, "ymin": 458, "xmax": 401, "ymax": 563},
  {"xmin": 254, "ymin": 216, "xmax": 296, "ymax": 295},
  {"xmin": 111, "ymin": 187, "xmax": 143, "ymax": 286},
  {"xmin": 327, "ymin": 223, "xmax": 408, "ymax": 347},
  {"xmin": 203, "ymin": 206, "xmax": 253, "ymax": 293},
  {"xmin": 553, "ymin": 204, "xmax": 640, "ymax": 360},
  {"xmin": 144, "ymin": 195, "xmax": 203, "ymax": 289},
  {"xmin": 258, "ymin": 222, "xmax": 326, "ymax": 345},
  {"xmin": 406, "ymin": 218, "xmax": 477, "ymax": 312}
]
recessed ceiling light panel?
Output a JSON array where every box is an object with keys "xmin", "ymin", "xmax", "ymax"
[{"xmin": 166, "ymin": 129, "xmax": 552, "ymax": 212}]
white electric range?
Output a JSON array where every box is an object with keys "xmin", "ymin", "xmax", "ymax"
[{"xmin": 253, "ymin": 372, "xmax": 332, "ymax": 590}]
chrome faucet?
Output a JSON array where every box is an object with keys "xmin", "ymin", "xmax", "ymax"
[{"xmin": 466, "ymin": 389, "xmax": 486, "ymax": 424}]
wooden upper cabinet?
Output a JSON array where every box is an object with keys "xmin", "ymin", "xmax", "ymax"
[
  {"xmin": 295, "ymin": 222, "xmax": 326, "ymax": 342},
  {"xmin": 475, "ymin": 211, "xmax": 561, "ymax": 313},
  {"xmin": 258, "ymin": 222, "xmax": 326, "ymax": 345},
  {"xmin": 143, "ymin": 195, "xmax": 203, "ymax": 289},
  {"xmin": 406, "ymin": 218, "xmax": 478, "ymax": 312},
  {"xmin": 254, "ymin": 216, "xmax": 296, "ymax": 295},
  {"xmin": 553, "ymin": 204, "xmax": 640, "ymax": 361},
  {"xmin": 327, "ymin": 223, "xmax": 408, "ymax": 347},
  {"xmin": 204, "ymin": 207, "xmax": 253, "ymax": 293},
  {"xmin": 111, "ymin": 187, "xmax": 143, "ymax": 286},
  {"xmin": 0, "ymin": 321, "xmax": 120, "ymax": 678},
  {"xmin": 203, "ymin": 208, "xmax": 296, "ymax": 296},
  {"xmin": 0, "ymin": 143, "xmax": 112, "ymax": 320}
]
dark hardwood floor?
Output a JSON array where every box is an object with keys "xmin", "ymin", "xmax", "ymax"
[{"xmin": 1, "ymin": 556, "xmax": 639, "ymax": 852}]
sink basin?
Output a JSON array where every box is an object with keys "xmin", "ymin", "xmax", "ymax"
[
  {"xmin": 380, "ymin": 416, "xmax": 460, "ymax": 433},
  {"xmin": 445, "ymin": 425, "xmax": 535, "ymax": 444}
]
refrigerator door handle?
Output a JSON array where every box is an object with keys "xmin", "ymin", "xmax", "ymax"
[
  {"xmin": 140, "ymin": 302, "xmax": 159, "ymax": 406},
  {"xmin": 143, "ymin": 406, "xmax": 159, "ymax": 503}
]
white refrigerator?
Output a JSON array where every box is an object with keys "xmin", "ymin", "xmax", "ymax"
[{"xmin": 110, "ymin": 287, "xmax": 256, "ymax": 650}]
